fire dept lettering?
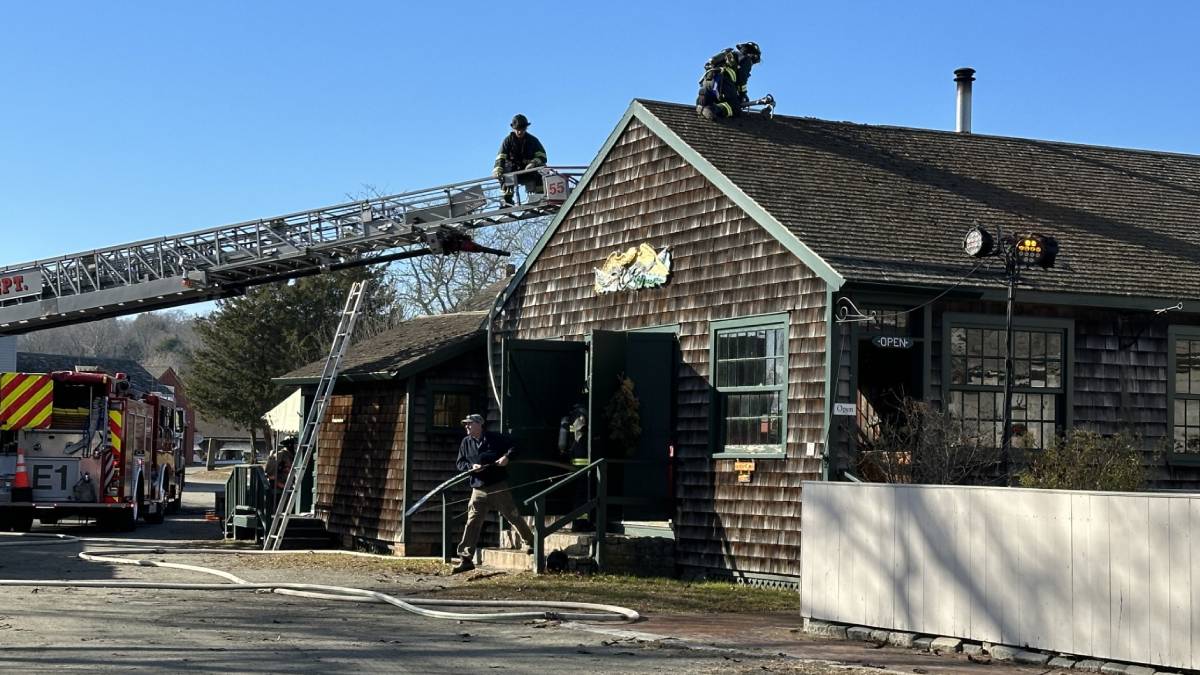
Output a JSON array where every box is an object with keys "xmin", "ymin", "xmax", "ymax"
[{"xmin": 0, "ymin": 269, "xmax": 43, "ymax": 300}]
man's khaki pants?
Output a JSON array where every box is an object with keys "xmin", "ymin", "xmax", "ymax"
[{"xmin": 457, "ymin": 481, "xmax": 535, "ymax": 559}]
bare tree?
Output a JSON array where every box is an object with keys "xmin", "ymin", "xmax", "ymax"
[{"xmin": 353, "ymin": 184, "xmax": 546, "ymax": 317}]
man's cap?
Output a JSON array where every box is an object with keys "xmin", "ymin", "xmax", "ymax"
[
  {"xmin": 461, "ymin": 414, "xmax": 485, "ymax": 425},
  {"xmin": 279, "ymin": 435, "xmax": 298, "ymax": 446},
  {"xmin": 510, "ymin": 114, "xmax": 530, "ymax": 129}
]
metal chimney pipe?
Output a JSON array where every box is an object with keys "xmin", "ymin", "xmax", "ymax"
[{"xmin": 954, "ymin": 67, "xmax": 976, "ymax": 133}]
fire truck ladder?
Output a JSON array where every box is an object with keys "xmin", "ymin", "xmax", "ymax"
[
  {"xmin": 263, "ymin": 280, "xmax": 366, "ymax": 551},
  {"xmin": 0, "ymin": 167, "xmax": 585, "ymax": 335}
]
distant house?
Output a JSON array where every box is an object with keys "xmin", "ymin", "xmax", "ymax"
[{"xmin": 17, "ymin": 352, "xmax": 168, "ymax": 395}]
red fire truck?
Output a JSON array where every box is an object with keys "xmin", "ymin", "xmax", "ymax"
[{"xmin": 0, "ymin": 370, "xmax": 186, "ymax": 531}]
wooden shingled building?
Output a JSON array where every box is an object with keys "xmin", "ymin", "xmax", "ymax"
[
  {"xmin": 276, "ymin": 306, "xmax": 490, "ymax": 554},
  {"xmin": 285, "ymin": 98, "xmax": 1200, "ymax": 585},
  {"xmin": 490, "ymin": 99, "xmax": 1200, "ymax": 584}
]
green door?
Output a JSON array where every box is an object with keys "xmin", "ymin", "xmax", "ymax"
[
  {"xmin": 500, "ymin": 339, "xmax": 586, "ymax": 512},
  {"xmin": 589, "ymin": 330, "xmax": 676, "ymax": 521}
]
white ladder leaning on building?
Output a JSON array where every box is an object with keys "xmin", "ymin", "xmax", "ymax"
[{"xmin": 263, "ymin": 280, "xmax": 367, "ymax": 551}]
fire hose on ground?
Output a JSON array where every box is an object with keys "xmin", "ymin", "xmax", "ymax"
[{"xmin": 0, "ymin": 532, "xmax": 640, "ymax": 623}]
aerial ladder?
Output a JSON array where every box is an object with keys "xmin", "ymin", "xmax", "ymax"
[{"xmin": 0, "ymin": 167, "xmax": 585, "ymax": 334}]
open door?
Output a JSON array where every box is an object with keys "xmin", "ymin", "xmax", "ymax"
[
  {"xmin": 500, "ymin": 338, "xmax": 586, "ymax": 511},
  {"xmin": 589, "ymin": 330, "xmax": 676, "ymax": 521}
]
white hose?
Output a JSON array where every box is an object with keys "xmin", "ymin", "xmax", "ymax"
[{"xmin": 0, "ymin": 532, "xmax": 640, "ymax": 623}]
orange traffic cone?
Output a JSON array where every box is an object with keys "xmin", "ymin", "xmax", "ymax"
[{"xmin": 12, "ymin": 448, "xmax": 32, "ymax": 502}]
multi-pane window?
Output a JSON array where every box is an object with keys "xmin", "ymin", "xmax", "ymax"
[
  {"xmin": 431, "ymin": 392, "xmax": 473, "ymax": 430},
  {"xmin": 861, "ymin": 307, "xmax": 910, "ymax": 333},
  {"xmin": 713, "ymin": 323, "xmax": 787, "ymax": 453},
  {"xmin": 946, "ymin": 325, "xmax": 1065, "ymax": 449},
  {"xmin": 1172, "ymin": 337, "xmax": 1200, "ymax": 452}
]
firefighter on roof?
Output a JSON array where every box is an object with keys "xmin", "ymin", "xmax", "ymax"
[
  {"xmin": 696, "ymin": 41, "xmax": 762, "ymax": 120},
  {"xmin": 493, "ymin": 114, "xmax": 548, "ymax": 205}
]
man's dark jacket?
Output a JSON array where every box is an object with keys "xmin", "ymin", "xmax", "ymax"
[{"xmin": 456, "ymin": 431, "xmax": 517, "ymax": 488}]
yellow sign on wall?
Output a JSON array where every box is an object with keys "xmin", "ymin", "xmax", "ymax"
[{"xmin": 593, "ymin": 243, "xmax": 671, "ymax": 294}]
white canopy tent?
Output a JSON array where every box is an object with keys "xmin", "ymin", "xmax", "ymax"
[{"xmin": 263, "ymin": 388, "xmax": 304, "ymax": 435}]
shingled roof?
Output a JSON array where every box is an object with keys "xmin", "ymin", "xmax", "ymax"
[
  {"xmin": 275, "ymin": 311, "xmax": 485, "ymax": 384},
  {"xmin": 556, "ymin": 100, "xmax": 1200, "ymax": 303},
  {"xmin": 16, "ymin": 352, "xmax": 167, "ymax": 395}
]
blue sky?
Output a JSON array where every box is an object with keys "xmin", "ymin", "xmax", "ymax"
[{"xmin": 2, "ymin": 1, "xmax": 1198, "ymax": 277}]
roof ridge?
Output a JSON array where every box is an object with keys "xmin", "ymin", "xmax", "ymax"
[{"xmin": 633, "ymin": 98, "xmax": 1200, "ymax": 162}]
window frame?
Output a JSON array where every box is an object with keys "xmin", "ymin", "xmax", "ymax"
[
  {"xmin": 940, "ymin": 313, "xmax": 1074, "ymax": 448},
  {"xmin": 709, "ymin": 312, "xmax": 790, "ymax": 459},
  {"xmin": 1167, "ymin": 325, "xmax": 1200, "ymax": 456},
  {"xmin": 425, "ymin": 385, "xmax": 479, "ymax": 435}
]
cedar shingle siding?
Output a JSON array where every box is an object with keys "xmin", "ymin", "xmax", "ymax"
[
  {"xmin": 497, "ymin": 118, "xmax": 827, "ymax": 577},
  {"xmin": 316, "ymin": 385, "xmax": 406, "ymax": 544}
]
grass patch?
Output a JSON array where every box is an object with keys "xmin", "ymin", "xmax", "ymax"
[
  {"xmin": 211, "ymin": 553, "xmax": 798, "ymax": 614},
  {"xmin": 434, "ymin": 573, "xmax": 799, "ymax": 614}
]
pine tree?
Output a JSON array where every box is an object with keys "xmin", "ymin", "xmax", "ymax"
[{"xmin": 187, "ymin": 267, "xmax": 398, "ymax": 440}]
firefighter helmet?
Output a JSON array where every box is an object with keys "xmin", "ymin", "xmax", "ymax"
[
  {"xmin": 510, "ymin": 114, "xmax": 531, "ymax": 130},
  {"xmin": 737, "ymin": 42, "xmax": 762, "ymax": 63}
]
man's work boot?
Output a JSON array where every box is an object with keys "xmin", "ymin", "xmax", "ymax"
[
  {"xmin": 700, "ymin": 105, "xmax": 716, "ymax": 121},
  {"xmin": 451, "ymin": 556, "xmax": 475, "ymax": 574},
  {"xmin": 501, "ymin": 189, "xmax": 515, "ymax": 206}
]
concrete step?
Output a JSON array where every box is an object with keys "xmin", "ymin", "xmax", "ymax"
[
  {"xmin": 479, "ymin": 547, "xmax": 533, "ymax": 571},
  {"xmin": 499, "ymin": 529, "xmax": 595, "ymax": 554}
]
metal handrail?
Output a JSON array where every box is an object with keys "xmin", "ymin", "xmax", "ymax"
[{"xmin": 523, "ymin": 458, "xmax": 607, "ymax": 574}]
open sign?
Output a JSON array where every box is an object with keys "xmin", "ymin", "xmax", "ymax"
[
  {"xmin": 0, "ymin": 269, "xmax": 42, "ymax": 300},
  {"xmin": 872, "ymin": 336, "xmax": 914, "ymax": 349}
]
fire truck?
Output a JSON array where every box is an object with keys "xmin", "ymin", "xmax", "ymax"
[{"xmin": 0, "ymin": 370, "xmax": 186, "ymax": 531}]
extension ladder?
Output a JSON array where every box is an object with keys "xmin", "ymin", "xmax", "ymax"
[{"xmin": 263, "ymin": 280, "xmax": 366, "ymax": 550}]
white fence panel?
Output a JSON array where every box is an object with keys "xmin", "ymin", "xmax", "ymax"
[{"xmin": 801, "ymin": 482, "xmax": 1200, "ymax": 671}]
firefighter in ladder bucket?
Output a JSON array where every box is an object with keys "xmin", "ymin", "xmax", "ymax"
[{"xmin": 492, "ymin": 114, "xmax": 548, "ymax": 206}]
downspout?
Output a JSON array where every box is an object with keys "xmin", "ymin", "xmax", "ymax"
[
  {"xmin": 821, "ymin": 286, "xmax": 836, "ymax": 481},
  {"xmin": 401, "ymin": 377, "xmax": 415, "ymax": 551}
]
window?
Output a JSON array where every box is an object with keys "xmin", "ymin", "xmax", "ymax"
[
  {"xmin": 1170, "ymin": 329, "xmax": 1200, "ymax": 453},
  {"xmin": 711, "ymin": 315, "xmax": 788, "ymax": 456},
  {"xmin": 431, "ymin": 391, "xmax": 473, "ymax": 431},
  {"xmin": 945, "ymin": 323, "xmax": 1067, "ymax": 449}
]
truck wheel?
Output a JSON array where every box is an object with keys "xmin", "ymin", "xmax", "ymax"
[
  {"xmin": 141, "ymin": 478, "xmax": 164, "ymax": 524},
  {"xmin": 166, "ymin": 471, "xmax": 183, "ymax": 515},
  {"xmin": 10, "ymin": 509, "xmax": 33, "ymax": 533}
]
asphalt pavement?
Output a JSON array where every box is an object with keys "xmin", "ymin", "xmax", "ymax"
[{"xmin": 1, "ymin": 469, "xmax": 1066, "ymax": 674}]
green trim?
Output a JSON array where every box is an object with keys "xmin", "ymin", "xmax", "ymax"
[
  {"xmin": 401, "ymin": 377, "xmax": 415, "ymax": 547},
  {"xmin": 495, "ymin": 100, "xmax": 846, "ymax": 317},
  {"xmin": 975, "ymin": 288, "xmax": 1197, "ymax": 312},
  {"xmin": 1166, "ymin": 325, "xmax": 1200, "ymax": 455},
  {"xmin": 712, "ymin": 450, "xmax": 787, "ymax": 459},
  {"xmin": 940, "ymin": 312, "xmax": 1075, "ymax": 432},
  {"xmin": 708, "ymin": 312, "xmax": 790, "ymax": 457},
  {"xmin": 495, "ymin": 105, "xmax": 639, "ymax": 314},
  {"xmin": 632, "ymin": 103, "xmax": 844, "ymax": 290},
  {"xmin": 710, "ymin": 312, "xmax": 790, "ymax": 331},
  {"xmin": 822, "ymin": 287, "xmax": 837, "ymax": 481},
  {"xmin": 629, "ymin": 322, "xmax": 681, "ymax": 334}
]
